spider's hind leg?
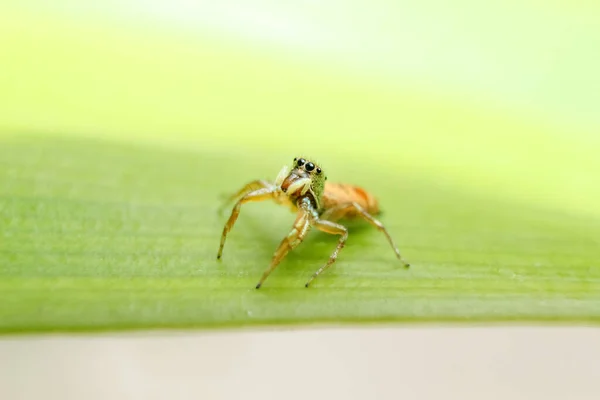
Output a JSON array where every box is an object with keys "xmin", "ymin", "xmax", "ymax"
[{"xmin": 321, "ymin": 202, "xmax": 409, "ymax": 268}]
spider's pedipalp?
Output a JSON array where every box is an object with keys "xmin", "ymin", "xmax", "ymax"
[
  {"xmin": 286, "ymin": 177, "xmax": 311, "ymax": 196},
  {"xmin": 274, "ymin": 165, "xmax": 289, "ymax": 187}
]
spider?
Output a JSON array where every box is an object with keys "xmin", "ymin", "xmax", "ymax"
[{"xmin": 217, "ymin": 157, "xmax": 410, "ymax": 288}]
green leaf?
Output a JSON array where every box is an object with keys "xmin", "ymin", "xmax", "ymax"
[{"xmin": 1, "ymin": 135, "xmax": 599, "ymax": 332}]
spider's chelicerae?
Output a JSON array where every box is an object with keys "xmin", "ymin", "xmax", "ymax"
[{"xmin": 217, "ymin": 157, "xmax": 409, "ymax": 288}]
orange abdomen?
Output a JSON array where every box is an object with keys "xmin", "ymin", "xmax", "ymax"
[{"xmin": 322, "ymin": 183, "xmax": 380, "ymax": 215}]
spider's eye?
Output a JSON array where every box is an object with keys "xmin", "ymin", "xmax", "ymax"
[
  {"xmin": 297, "ymin": 158, "xmax": 305, "ymax": 167},
  {"xmin": 316, "ymin": 167, "xmax": 322, "ymax": 174},
  {"xmin": 305, "ymin": 162, "xmax": 315, "ymax": 172}
]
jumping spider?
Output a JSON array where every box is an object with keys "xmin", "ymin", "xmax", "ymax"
[{"xmin": 217, "ymin": 157, "xmax": 409, "ymax": 288}]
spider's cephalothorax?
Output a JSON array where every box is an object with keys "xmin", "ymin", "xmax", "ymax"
[
  {"xmin": 217, "ymin": 156, "xmax": 409, "ymax": 289},
  {"xmin": 277, "ymin": 157, "xmax": 327, "ymax": 212}
]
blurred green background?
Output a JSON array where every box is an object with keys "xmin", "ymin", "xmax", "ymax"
[{"xmin": 1, "ymin": 1, "xmax": 599, "ymax": 331}]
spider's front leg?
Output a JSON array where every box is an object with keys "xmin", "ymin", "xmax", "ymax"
[
  {"xmin": 255, "ymin": 209, "xmax": 311, "ymax": 289},
  {"xmin": 217, "ymin": 180, "xmax": 273, "ymax": 216},
  {"xmin": 217, "ymin": 165, "xmax": 289, "ymax": 215},
  {"xmin": 217, "ymin": 187, "xmax": 279, "ymax": 260},
  {"xmin": 217, "ymin": 165, "xmax": 290, "ymax": 259}
]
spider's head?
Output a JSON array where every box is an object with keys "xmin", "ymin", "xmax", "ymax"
[{"xmin": 275, "ymin": 157, "xmax": 327, "ymax": 207}]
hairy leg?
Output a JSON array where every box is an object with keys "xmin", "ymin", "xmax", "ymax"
[
  {"xmin": 322, "ymin": 202, "xmax": 409, "ymax": 267},
  {"xmin": 218, "ymin": 180, "xmax": 273, "ymax": 215},
  {"xmin": 305, "ymin": 219, "xmax": 348, "ymax": 287},
  {"xmin": 255, "ymin": 210, "xmax": 311, "ymax": 289},
  {"xmin": 217, "ymin": 187, "xmax": 278, "ymax": 259}
]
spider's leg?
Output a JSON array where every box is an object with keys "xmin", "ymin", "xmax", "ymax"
[
  {"xmin": 324, "ymin": 202, "xmax": 409, "ymax": 267},
  {"xmin": 305, "ymin": 219, "xmax": 348, "ymax": 287},
  {"xmin": 255, "ymin": 209, "xmax": 310, "ymax": 289},
  {"xmin": 217, "ymin": 187, "xmax": 278, "ymax": 259},
  {"xmin": 218, "ymin": 180, "xmax": 273, "ymax": 215},
  {"xmin": 318, "ymin": 203, "xmax": 348, "ymax": 222}
]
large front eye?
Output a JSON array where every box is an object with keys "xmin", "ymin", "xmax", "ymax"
[
  {"xmin": 305, "ymin": 162, "xmax": 315, "ymax": 172},
  {"xmin": 297, "ymin": 158, "xmax": 306, "ymax": 167}
]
